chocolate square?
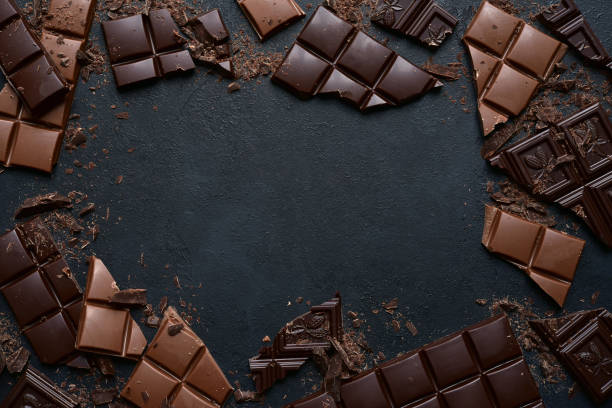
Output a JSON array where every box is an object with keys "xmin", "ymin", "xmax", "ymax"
[
  {"xmin": 237, "ymin": 0, "xmax": 305, "ymax": 41},
  {"xmin": 424, "ymin": 335, "xmax": 478, "ymax": 388},
  {"xmin": 340, "ymin": 372, "xmax": 390, "ymax": 408}
]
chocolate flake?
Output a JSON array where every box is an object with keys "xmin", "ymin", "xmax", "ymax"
[{"xmin": 15, "ymin": 193, "xmax": 72, "ymax": 218}]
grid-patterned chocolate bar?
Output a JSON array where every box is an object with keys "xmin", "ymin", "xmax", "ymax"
[
  {"xmin": 0, "ymin": 366, "xmax": 79, "ymax": 407},
  {"xmin": 463, "ymin": 1, "xmax": 567, "ymax": 136},
  {"xmin": 490, "ymin": 103, "xmax": 612, "ymax": 248},
  {"xmin": 372, "ymin": 0, "xmax": 458, "ymax": 47},
  {"xmin": 482, "ymin": 205, "xmax": 584, "ymax": 307},
  {"xmin": 539, "ymin": 0, "xmax": 612, "ymax": 71},
  {"xmin": 286, "ymin": 315, "xmax": 544, "ymax": 408},
  {"xmin": 272, "ymin": 6, "xmax": 441, "ymax": 112},
  {"xmin": 530, "ymin": 308, "xmax": 612, "ymax": 404},
  {"xmin": 102, "ymin": 9, "xmax": 195, "ymax": 88},
  {"xmin": 0, "ymin": 218, "xmax": 84, "ymax": 366},
  {"xmin": 121, "ymin": 307, "xmax": 233, "ymax": 407}
]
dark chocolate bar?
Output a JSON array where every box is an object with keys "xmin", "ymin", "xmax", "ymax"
[
  {"xmin": 530, "ymin": 308, "xmax": 612, "ymax": 403},
  {"xmin": 539, "ymin": 0, "xmax": 612, "ymax": 71},
  {"xmin": 102, "ymin": 9, "xmax": 195, "ymax": 87},
  {"xmin": 121, "ymin": 306, "xmax": 233, "ymax": 407},
  {"xmin": 490, "ymin": 103, "xmax": 612, "ymax": 248},
  {"xmin": 237, "ymin": 0, "xmax": 305, "ymax": 41},
  {"xmin": 482, "ymin": 205, "xmax": 584, "ymax": 306},
  {"xmin": 0, "ymin": 366, "xmax": 78, "ymax": 407},
  {"xmin": 463, "ymin": 1, "xmax": 567, "ymax": 136},
  {"xmin": 75, "ymin": 256, "xmax": 147, "ymax": 359},
  {"xmin": 372, "ymin": 0, "xmax": 457, "ymax": 47},
  {"xmin": 187, "ymin": 9, "xmax": 235, "ymax": 78},
  {"xmin": 249, "ymin": 294, "xmax": 342, "ymax": 392},
  {"xmin": 272, "ymin": 6, "xmax": 442, "ymax": 112},
  {"xmin": 286, "ymin": 314, "xmax": 544, "ymax": 408},
  {"xmin": 0, "ymin": 218, "xmax": 85, "ymax": 366}
]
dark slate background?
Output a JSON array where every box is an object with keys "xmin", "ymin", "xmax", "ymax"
[{"xmin": 1, "ymin": 0, "xmax": 610, "ymax": 406}]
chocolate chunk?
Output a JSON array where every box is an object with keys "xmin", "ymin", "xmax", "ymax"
[
  {"xmin": 287, "ymin": 315, "xmax": 542, "ymax": 408},
  {"xmin": 93, "ymin": 356, "xmax": 116, "ymax": 376},
  {"xmin": 110, "ymin": 288, "xmax": 148, "ymax": 307},
  {"xmin": 530, "ymin": 309, "xmax": 612, "ymax": 403},
  {"xmin": 65, "ymin": 354, "xmax": 91, "ymax": 369},
  {"xmin": 463, "ymin": 1, "xmax": 567, "ymax": 136},
  {"xmin": 14, "ymin": 192, "xmax": 72, "ymax": 218},
  {"xmin": 102, "ymin": 9, "xmax": 195, "ymax": 88},
  {"xmin": 75, "ymin": 256, "xmax": 147, "ymax": 360},
  {"xmin": 167, "ymin": 322, "xmax": 184, "ymax": 336},
  {"xmin": 187, "ymin": 9, "xmax": 235, "ymax": 78},
  {"xmin": 237, "ymin": 0, "xmax": 305, "ymax": 41},
  {"xmin": 92, "ymin": 389, "xmax": 117, "ymax": 405},
  {"xmin": 249, "ymin": 293, "xmax": 343, "ymax": 392},
  {"xmin": 272, "ymin": 6, "xmax": 442, "ymax": 112},
  {"xmin": 372, "ymin": 0, "xmax": 457, "ymax": 47},
  {"xmin": 145, "ymin": 314, "xmax": 160, "ymax": 328},
  {"xmin": 0, "ymin": 367, "xmax": 78, "ymax": 407},
  {"xmin": 482, "ymin": 205, "xmax": 584, "ymax": 306},
  {"xmin": 6, "ymin": 347, "xmax": 29, "ymax": 374},
  {"xmin": 120, "ymin": 307, "xmax": 233, "ymax": 407}
]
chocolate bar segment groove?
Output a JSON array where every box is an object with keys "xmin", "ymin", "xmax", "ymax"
[
  {"xmin": 285, "ymin": 315, "xmax": 543, "ymax": 408},
  {"xmin": 0, "ymin": 366, "xmax": 78, "ymax": 407}
]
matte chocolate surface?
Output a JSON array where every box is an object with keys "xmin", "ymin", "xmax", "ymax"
[
  {"xmin": 0, "ymin": 0, "xmax": 68, "ymax": 113},
  {"xmin": 0, "ymin": 366, "xmax": 78, "ymax": 408},
  {"xmin": 372, "ymin": 0, "xmax": 458, "ymax": 47},
  {"xmin": 463, "ymin": 1, "xmax": 567, "ymax": 136},
  {"xmin": 188, "ymin": 9, "xmax": 235, "ymax": 78},
  {"xmin": 482, "ymin": 205, "xmax": 584, "ymax": 307},
  {"xmin": 490, "ymin": 103, "xmax": 612, "ymax": 248},
  {"xmin": 286, "ymin": 315, "xmax": 543, "ymax": 408},
  {"xmin": 237, "ymin": 0, "xmax": 305, "ymax": 41},
  {"xmin": 272, "ymin": 6, "xmax": 442, "ymax": 112},
  {"xmin": 530, "ymin": 308, "xmax": 612, "ymax": 403},
  {"xmin": 539, "ymin": 0, "xmax": 612, "ymax": 71},
  {"xmin": 75, "ymin": 256, "xmax": 147, "ymax": 359},
  {"xmin": 0, "ymin": 218, "xmax": 85, "ymax": 366},
  {"xmin": 121, "ymin": 306, "xmax": 233, "ymax": 407},
  {"xmin": 249, "ymin": 294, "xmax": 342, "ymax": 392},
  {"xmin": 102, "ymin": 9, "xmax": 195, "ymax": 87}
]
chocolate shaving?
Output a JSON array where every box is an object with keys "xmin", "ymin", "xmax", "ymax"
[
  {"xmin": 14, "ymin": 192, "xmax": 72, "ymax": 218},
  {"xmin": 79, "ymin": 203, "xmax": 95, "ymax": 217}
]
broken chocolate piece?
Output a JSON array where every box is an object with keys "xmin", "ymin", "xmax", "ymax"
[
  {"xmin": 167, "ymin": 322, "xmax": 184, "ymax": 336},
  {"xmin": 14, "ymin": 192, "xmax": 72, "ymax": 218},
  {"xmin": 6, "ymin": 347, "xmax": 29, "ymax": 374},
  {"xmin": 237, "ymin": 0, "xmax": 305, "ymax": 41},
  {"xmin": 91, "ymin": 389, "xmax": 117, "ymax": 405},
  {"xmin": 110, "ymin": 289, "xmax": 148, "ymax": 307},
  {"xmin": 187, "ymin": 9, "xmax": 235, "ymax": 78}
]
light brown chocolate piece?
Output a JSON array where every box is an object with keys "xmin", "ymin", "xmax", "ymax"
[
  {"xmin": 237, "ymin": 0, "xmax": 305, "ymax": 41},
  {"xmin": 482, "ymin": 205, "xmax": 585, "ymax": 306}
]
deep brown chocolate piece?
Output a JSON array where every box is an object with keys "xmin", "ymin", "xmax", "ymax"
[
  {"xmin": 272, "ymin": 6, "xmax": 442, "ymax": 112},
  {"xmin": 0, "ymin": 366, "xmax": 78, "ymax": 407},
  {"xmin": 539, "ymin": 0, "xmax": 612, "ymax": 71},
  {"xmin": 110, "ymin": 288, "xmax": 148, "ymax": 307},
  {"xmin": 286, "ymin": 315, "xmax": 543, "ymax": 408},
  {"xmin": 490, "ymin": 103, "xmax": 612, "ymax": 248},
  {"xmin": 14, "ymin": 192, "xmax": 72, "ymax": 218},
  {"xmin": 482, "ymin": 205, "xmax": 584, "ymax": 306},
  {"xmin": 237, "ymin": 0, "xmax": 305, "ymax": 41},
  {"xmin": 0, "ymin": 218, "xmax": 86, "ymax": 366},
  {"xmin": 6, "ymin": 347, "xmax": 29, "ymax": 373},
  {"xmin": 187, "ymin": 9, "xmax": 235, "ymax": 78},
  {"xmin": 121, "ymin": 306, "xmax": 233, "ymax": 407},
  {"xmin": 372, "ymin": 0, "xmax": 457, "ymax": 47},
  {"xmin": 249, "ymin": 293, "xmax": 342, "ymax": 393},
  {"xmin": 75, "ymin": 256, "xmax": 147, "ymax": 359},
  {"xmin": 463, "ymin": 1, "xmax": 567, "ymax": 136},
  {"xmin": 530, "ymin": 309, "xmax": 612, "ymax": 403}
]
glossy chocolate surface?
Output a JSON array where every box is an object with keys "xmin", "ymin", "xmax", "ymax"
[
  {"xmin": 272, "ymin": 6, "xmax": 441, "ymax": 112},
  {"xmin": 463, "ymin": 1, "xmax": 567, "ymax": 136},
  {"xmin": 372, "ymin": 0, "xmax": 457, "ymax": 47},
  {"xmin": 0, "ymin": 367, "xmax": 78, "ymax": 408},
  {"xmin": 75, "ymin": 256, "xmax": 147, "ymax": 359},
  {"xmin": 237, "ymin": 0, "xmax": 305, "ymax": 41},
  {"xmin": 530, "ymin": 309, "xmax": 612, "ymax": 403},
  {"xmin": 0, "ymin": 219, "xmax": 84, "ymax": 366},
  {"xmin": 482, "ymin": 205, "xmax": 585, "ymax": 307},
  {"xmin": 121, "ymin": 306, "xmax": 233, "ymax": 407},
  {"xmin": 249, "ymin": 294, "xmax": 342, "ymax": 392},
  {"xmin": 102, "ymin": 9, "xmax": 195, "ymax": 87},
  {"xmin": 286, "ymin": 315, "xmax": 543, "ymax": 408}
]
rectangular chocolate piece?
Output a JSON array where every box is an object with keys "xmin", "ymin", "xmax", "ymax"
[
  {"xmin": 530, "ymin": 308, "xmax": 612, "ymax": 403},
  {"xmin": 482, "ymin": 205, "xmax": 584, "ymax": 307},
  {"xmin": 0, "ymin": 0, "xmax": 97, "ymax": 173},
  {"xmin": 539, "ymin": 0, "xmax": 612, "ymax": 71},
  {"xmin": 102, "ymin": 9, "xmax": 195, "ymax": 88},
  {"xmin": 75, "ymin": 256, "xmax": 147, "ymax": 359},
  {"xmin": 237, "ymin": 0, "xmax": 305, "ymax": 41},
  {"xmin": 0, "ymin": 0, "xmax": 68, "ymax": 113},
  {"xmin": 490, "ymin": 103, "xmax": 612, "ymax": 248},
  {"xmin": 286, "ymin": 315, "xmax": 544, "ymax": 408},
  {"xmin": 249, "ymin": 294, "xmax": 342, "ymax": 392},
  {"xmin": 187, "ymin": 9, "xmax": 235, "ymax": 78},
  {"xmin": 0, "ymin": 366, "xmax": 78, "ymax": 407},
  {"xmin": 372, "ymin": 0, "xmax": 458, "ymax": 47},
  {"xmin": 121, "ymin": 306, "xmax": 233, "ymax": 407},
  {"xmin": 272, "ymin": 6, "xmax": 442, "ymax": 112},
  {"xmin": 0, "ymin": 218, "xmax": 84, "ymax": 366},
  {"xmin": 463, "ymin": 1, "xmax": 567, "ymax": 136}
]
